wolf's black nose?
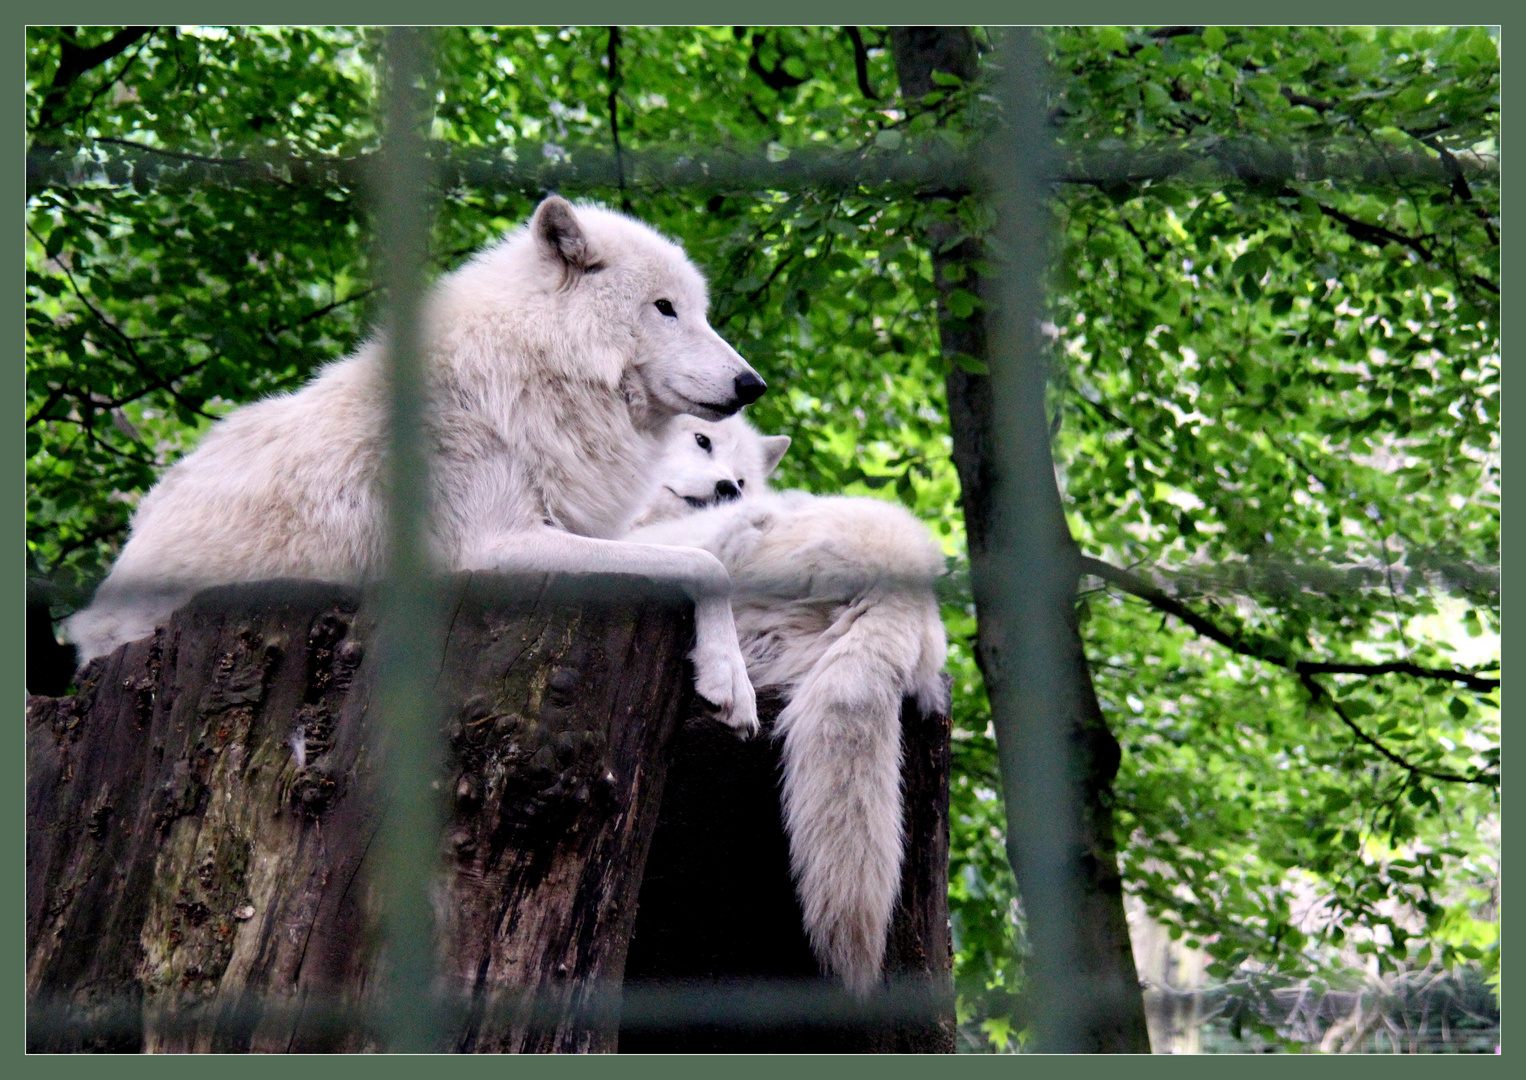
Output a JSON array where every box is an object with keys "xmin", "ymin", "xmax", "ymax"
[
  {"xmin": 733, "ymin": 371, "xmax": 766, "ymax": 406},
  {"xmin": 715, "ymin": 480, "xmax": 741, "ymax": 502}
]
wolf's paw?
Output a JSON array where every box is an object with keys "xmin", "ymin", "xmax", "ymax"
[{"xmin": 692, "ymin": 648, "xmax": 759, "ymax": 738}]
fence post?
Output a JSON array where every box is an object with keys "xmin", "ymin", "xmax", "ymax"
[
  {"xmin": 923, "ymin": 27, "xmax": 1150, "ymax": 1051},
  {"xmin": 371, "ymin": 26, "xmax": 445, "ymax": 1053}
]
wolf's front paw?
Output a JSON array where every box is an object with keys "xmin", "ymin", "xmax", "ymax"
[{"xmin": 692, "ymin": 647, "xmax": 759, "ymax": 738}]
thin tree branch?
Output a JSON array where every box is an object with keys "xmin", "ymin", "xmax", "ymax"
[
  {"xmin": 1417, "ymin": 133, "xmax": 1499, "ymax": 247},
  {"xmin": 1280, "ymin": 86, "xmax": 1336, "ymax": 112},
  {"xmin": 26, "ymin": 381, "xmax": 72, "ymax": 427},
  {"xmin": 45, "ymin": 34, "xmax": 156, "ymax": 141},
  {"xmin": 844, "ymin": 27, "xmax": 880, "ymax": 102},
  {"xmin": 93, "ymin": 135, "xmax": 250, "ymax": 167},
  {"xmin": 1283, "ymin": 182, "xmax": 1499, "ymax": 296},
  {"xmin": 1299, "ymin": 672, "xmax": 1494, "ymax": 786},
  {"xmin": 605, "ymin": 27, "xmax": 631, "ymax": 214},
  {"xmin": 34, "ymin": 27, "xmax": 155, "ymax": 134},
  {"xmin": 1295, "ymin": 659, "xmax": 1498, "ymax": 689},
  {"xmin": 75, "ymin": 413, "xmax": 158, "ymax": 466},
  {"xmin": 748, "ymin": 30, "xmax": 809, "ymax": 92},
  {"xmin": 277, "ymin": 287, "xmax": 376, "ymax": 334},
  {"xmin": 1118, "ymin": 214, "xmax": 1151, "ymax": 254},
  {"xmin": 1079, "ymin": 556, "xmax": 1500, "ymax": 694},
  {"xmin": 1307, "ymin": 194, "xmax": 1434, "ymax": 260},
  {"xmin": 35, "ymin": 518, "xmax": 129, "ymax": 575},
  {"xmin": 29, "ymin": 223, "xmax": 216, "ymax": 420}
]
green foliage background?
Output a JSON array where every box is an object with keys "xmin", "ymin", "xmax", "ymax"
[{"xmin": 26, "ymin": 26, "xmax": 1498, "ymax": 1050}]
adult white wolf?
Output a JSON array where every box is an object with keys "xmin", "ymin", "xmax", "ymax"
[
  {"xmin": 66, "ymin": 196, "xmax": 766, "ymax": 733},
  {"xmin": 627, "ymin": 416, "xmax": 949, "ymax": 994}
]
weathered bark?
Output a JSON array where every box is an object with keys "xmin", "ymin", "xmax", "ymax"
[
  {"xmin": 26, "ymin": 572, "xmax": 694, "ymax": 1053},
  {"xmin": 891, "ymin": 27, "xmax": 1151, "ymax": 1052},
  {"xmin": 620, "ymin": 687, "xmax": 955, "ymax": 1053}
]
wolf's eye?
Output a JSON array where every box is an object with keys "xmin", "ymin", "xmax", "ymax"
[
  {"xmin": 737, "ymin": 477, "xmax": 746, "ymax": 488},
  {"xmin": 695, "ymin": 433, "xmax": 712, "ymax": 452},
  {"xmin": 654, "ymin": 299, "xmax": 677, "ymax": 318}
]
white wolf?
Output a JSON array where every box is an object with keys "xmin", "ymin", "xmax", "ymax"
[
  {"xmin": 626, "ymin": 416, "xmax": 949, "ymax": 994},
  {"xmin": 66, "ymin": 196, "xmax": 766, "ymax": 733}
]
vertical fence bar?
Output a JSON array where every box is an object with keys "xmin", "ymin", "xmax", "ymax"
[
  {"xmin": 976, "ymin": 29, "xmax": 1090, "ymax": 1052},
  {"xmin": 371, "ymin": 26, "xmax": 444, "ymax": 1053}
]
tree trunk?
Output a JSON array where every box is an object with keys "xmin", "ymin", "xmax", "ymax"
[
  {"xmin": 891, "ymin": 27, "xmax": 1151, "ymax": 1052},
  {"xmin": 620, "ymin": 687, "xmax": 955, "ymax": 1053},
  {"xmin": 26, "ymin": 573, "xmax": 695, "ymax": 1053}
]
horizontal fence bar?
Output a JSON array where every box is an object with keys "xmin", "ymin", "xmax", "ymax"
[
  {"xmin": 26, "ymin": 137, "xmax": 1496, "ymax": 199},
  {"xmin": 25, "ymin": 977, "xmax": 956, "ymax": 1048},
  {"xmin": 22, "ymin": 552, "xmax": 1504, "ymax": 614},
  {"xmin": 29, "ymin": 972, "xmax": 1498, "ymax": 1052}
]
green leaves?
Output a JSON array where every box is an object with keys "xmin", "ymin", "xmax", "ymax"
[{"xmin": 1045, "ymin": 24, "xmax": 1498, "ymax": 1026}]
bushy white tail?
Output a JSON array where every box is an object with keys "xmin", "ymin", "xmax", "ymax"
[{"xmin": 773, "ymin": 587, "xmax": 943, "ymax": 996}]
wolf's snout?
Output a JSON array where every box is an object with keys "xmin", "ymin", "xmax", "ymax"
[
  {"xmin": 715, "ymin": 480, "xmax": 741, "ymax": 502},
  {"xmin": 733, "ymin": 371, "xmax": 766, "ymax": 406}
]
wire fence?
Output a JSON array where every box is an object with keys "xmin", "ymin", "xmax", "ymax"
[{"xmin": 24, "ymin": 26, "xmax": 1498, "ymax": 1054}]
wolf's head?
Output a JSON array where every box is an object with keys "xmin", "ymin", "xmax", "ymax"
[
  {"xmin": 512, "ymin": 195, "xmax": 767, "ymax": 422},
  {"xmin": 629, "ymin": 414, "xmax": 791, "ymax": 528}
]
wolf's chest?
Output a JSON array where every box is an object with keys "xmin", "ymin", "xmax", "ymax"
[{"xmin": 515, "ymin": 414, "xmax": 659, "ymax": 539}]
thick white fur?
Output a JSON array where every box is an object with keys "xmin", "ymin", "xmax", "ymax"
[
  {"xmin": 66, "ymin": 197, "xmax": 765, "ymax": 733},
  {"xmin": 627, "ymin": 417, "xmax": 949, "ymax": 994}
]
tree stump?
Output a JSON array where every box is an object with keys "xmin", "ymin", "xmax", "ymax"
[
  {"xmin": 26, "ymin": 573, "xmax": 694, "ymax": 1053},
  {"xmin": 27, "ymin": 574, "xmax": 955, "ymax": 1054}
]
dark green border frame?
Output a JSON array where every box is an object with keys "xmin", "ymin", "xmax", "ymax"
[{"xmin": 12, "ymin": 5, "xmax": 1510, "ymax": 1072}]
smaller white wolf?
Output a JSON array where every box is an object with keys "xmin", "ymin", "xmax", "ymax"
[{"xmin": 627, "ymin": 416, "xmax": 949, "ymax": 995}]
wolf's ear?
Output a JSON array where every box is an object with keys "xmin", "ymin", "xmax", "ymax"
[
  {"xmin": 532, "ymin": 195, "xmax": 595, "ymax": 276},
  {"xmin": 759, "ymin": 434, "xmax": 791, "ymax": 477}
]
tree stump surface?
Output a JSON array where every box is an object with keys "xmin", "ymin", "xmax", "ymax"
[{"xmin": 26, "ymin": 573, "xmax": 693, "ymax": 1053}]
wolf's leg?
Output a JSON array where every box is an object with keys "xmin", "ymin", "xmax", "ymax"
[{"xmin": 463, "ymin": 528, "xmax": 758, "ymax": 735}]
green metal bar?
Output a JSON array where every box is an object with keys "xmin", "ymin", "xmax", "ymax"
[
  {"xmin": 371, "ymin": 26, "xmax": 445, "ymax": 1054},
  {"xmin": 26, "ymin": 139, "xmax": 1491, "ymax": 198},
  {"xmin": 974, "ymin": 29, "xmax": 1089, "ymax": 1052}
]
